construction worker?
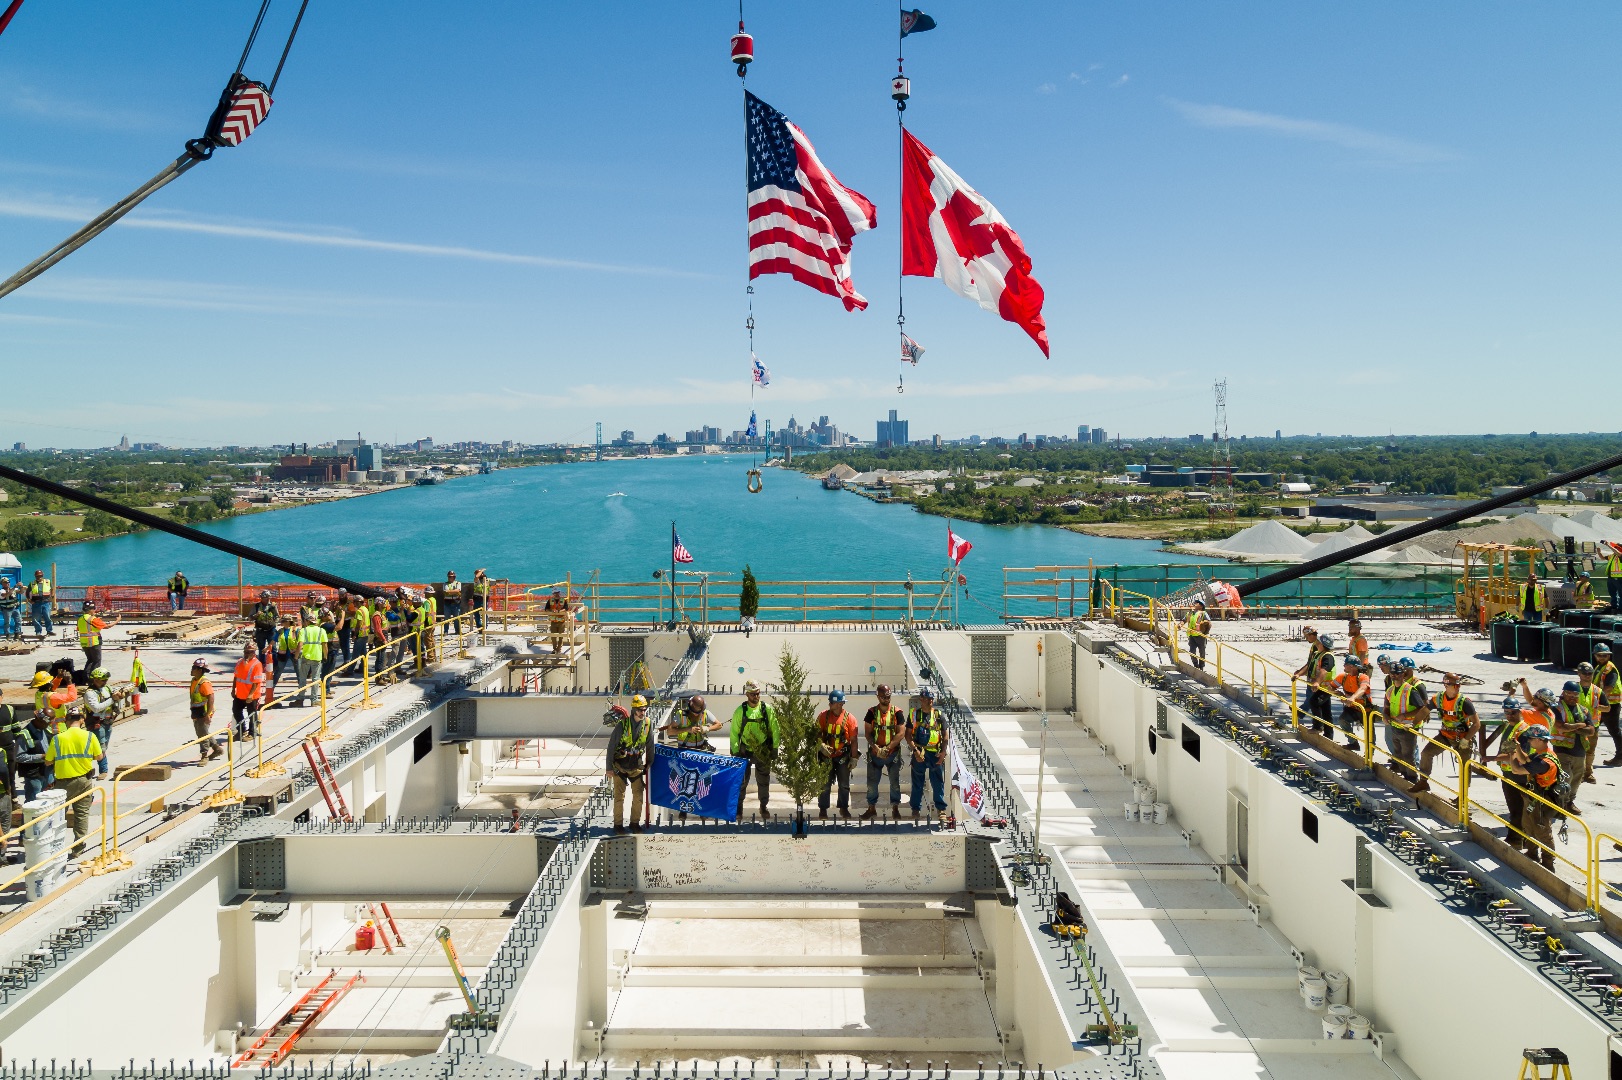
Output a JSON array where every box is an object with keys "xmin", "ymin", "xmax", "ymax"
[
  {"xmin": 1574, "ymin": 571, "xmax": 1596, "ymax": 608},
  {"xmin": 1606, "ymin": 543, "xmax": 1622, "ymax": 612},
  {"xmin": 1292, "ymin": 626, "xmax": 1327, "ymax": 682},
  {"xmin": 544, "ymin": 588, "xmax": 569, "ymax": 657},
  {"xmin": 421, "ymin": 587, "xmax": 439, "ymax": 662},
  {"xmin": 190, "ymin": 659, "xmax": 223, "ymax": 762},
  {"xmin": 129, "ymin": 648, "xmax": 148, "ymax": 716},
  {"xmin": 80, "ymin": 667, "xmax": 120, "ymax": 779},
  {"xmin": 299, "ymin": 591, "xmax": 323, "ymax": 625},
  {"xmin": 907, "ymin": 686, "xmax": 950, "ymax": 822},
  {"xmin": 663, "ymin": 695, "xmax": 722, "ymax": 750},
  {"xmin": 1345, "ymin": 619, "xmax": 1370, "ymax": 668},
  {"xmin": 1334, "ymin": 656, "xmax": 1371, "ymax": 751},
  {"xmin": 1184, "ymin": 600, "xmax": 1211, "ymax": 670},
  {"xmin": 14, "ymin": 708, "xmax": 52, "ymax": 804},
  {"xmin": 76, "ymin": 599, "xmax": 117, "ymax": 674},
  {"xmin": 1412, "ymin": 672, "xmax": 1478, "ymax": 794},
  {"xmin": 1307, "ymin": 653, "xmax": 1337, "ymax": 739},
  {"xmin": 861, "ymin": 684, "xmax": 906, "ymax": 820},
  {"xmin": 0, "ymin": 733, "xmax": 10, "ymax": 860},
  {"xmin": 1494, "ymin": 699, "xmax": 1535, "ymax": 853},
  {"xmin": 294, "ymin": 610, "xmax": 329, "ymax": 708},
  {"xmin": 251, "ymin": 590, "xmax": 280, "ymax": 664},
  {"xmin": 1594, "ymin": 643, "xmax": 1622, "ymax": 766},
  {"xmin": 45, "ymin": 706, "xmax": 100, "ymax": 859},
  {"xmin": 319, "ymin": 602, "xmax": 340, "ymax": 683},
  {"xmin": 1383, "ymin": 659, "xmax": 1427, "ymax": 782},
  {"xmin": 607, "ymin": 696, "xmax": 653, "ymax": 834},
  {"xmin": 470, "ymin": 569, "xmax": 490, "ymax": 630},
  {"xmin": 816, "ymin": 690, "xmax": 859, "ymax": 820},
  {"xmin": 729, "ymin": 680, "xmax": 780, "ymax": 820},
  {"xmin": 26, "ymin": 568, "xmax": 53, "ymax": 638},
  {"xmin": 0, "ymin": 696, "xmax": 24, "ymax": 809},
  {"xmin": 0, "ymin": 577, "xmax": 21, "ymax": 639},
  {"xmin": 1518, "ymin": 567, "xmax": 1546, "ymax": 622},
  {"xmin": 330, "ymin": 593, "xmax": 351, "ymax": 669},
  {"xmin": 1546, "ymin": 680, "xmax": 1594, "ymax": 811},
  {"xmin": 30, "ymin": 669, "xmax": 52, "ymax": 724},
  {"xmin": 167, "ymin": 569, "xmax": 189, "ymax": 612},
  {"xmin": 1503, "ymin": 723, "xmax": 1565, "ymax": 870},
  {"xmin": 270, "ymin": 615, "xmax": 299, "ymax": 696},
  {"xmin": 1576, "ymin": 662, "xmax": 1603, "ymax": 782},
  {"xmin": 231, "ymin": 642, "xmax": 265, "ymax": 741},
  {"xmin": 442, "ymin": 571, "xmax": 464, "ymax": 633}
]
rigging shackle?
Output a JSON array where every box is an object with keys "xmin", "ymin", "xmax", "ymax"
[
  {"xmin": 731, "ymin": 23, "xmax": 754, "ymax": 78},
  {"xmin": 746, "ymin": 469, "xmax": 763, "ymax": 494}
]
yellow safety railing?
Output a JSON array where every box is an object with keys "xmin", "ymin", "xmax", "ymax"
[
  {"xmin": 1467, "ymin": 760, "xmax": 1597, "ymax": 911},
  {"xmin": 91, "ymin": 610, "xmax": 475, "ymax": 876}
]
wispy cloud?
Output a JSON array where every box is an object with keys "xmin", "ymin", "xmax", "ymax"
[
  {"xmin": 1166, "ymin": 98, "xmax": 1458, "ymax": 165},
  {"xmin": 1111, "ymin": 74, "xmax": 1130, "ymax": 88},
  {"xmin": 0, "ymin": 83, "xmax": 157, "ymax": 130},
  {"xmin": 1036, "ymin": 82, "xmax": 1057, "ymax": 95},
  {"xmin": 0, "ymin": 312, "xmax": 79, "ymax": 325},
  {"xmin": 0, "ymin": 195, "xmax": 712, "ymax": 279},
  {"xmin": 16, "ymin": 275, "xmax": 424, "ymax": 316}
]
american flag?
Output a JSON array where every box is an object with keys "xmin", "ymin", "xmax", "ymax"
[
  {"xmin": 672, "ymin": 526, "xmax": 694, "ymax": 564},
  {"xmin": 746, "ymin": 91, "xmax": 876, "ymax": 312}
]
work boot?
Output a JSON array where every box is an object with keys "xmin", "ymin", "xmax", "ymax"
[
  {"xmin": 912, "ymin": 808, "xmax": 922, "ymax": 820},
  {"xmin": 891, "ymin": 805, "xmax": 901, "ymax": 820},
  {"xmin": 1605, "ymin": 758, "xmax": 1622, "ymax": 768},
  {"xmin": 859, "ymin": 806, "xmax": 876, "ymax": 820},
  {"xmin": 1407, "ymin": 779, "xmax": 1429, "ymax": 794},
  {"xmin": 613, "ymin": 824, "xmax": 626, "ymax": 835},
  {"xmin": 629, "ymin": 823, "xmax": 644, "ymax": 834},
  {"xmin": 818, "ymin": 809, "xmax": 828, "ymax": 820},
  {"xmin": 1540, "ymin": 853, "xmax": 1556, "ymax": 871},
  {"xmin": 1584, "ymin": 772, "xmax": 1598, "ymax": 783},
  {"xmin": 840, "ymin": 808, "xmax": 852, "ymax": 820}
]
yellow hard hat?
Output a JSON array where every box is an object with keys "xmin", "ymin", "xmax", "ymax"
[
  {"xmin": 31, "ymin": 672, "xmax": 51, "ymax": 688},
  {"xmin": 630, "ymin": 694, "xmax": 648, "ymax": 709}
]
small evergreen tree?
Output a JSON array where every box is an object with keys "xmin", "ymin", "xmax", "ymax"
[
  {"xmin": 739, "ymin": 565, "xmax": 760, "ymax": 620},
  {"xmin": 770, "ymin": 644, "xmax": 828, "ymax": 833}
]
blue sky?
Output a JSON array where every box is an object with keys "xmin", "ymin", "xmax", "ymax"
[{"xmin": 2, "ymin": 2, "xmax": 1617, "ymax": 448}]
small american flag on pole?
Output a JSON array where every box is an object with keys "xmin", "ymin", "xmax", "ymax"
[
  {"xmin": 746, "ymin": 91, "xmax": 876, "ymax": 311},
  {"xmin": 672, "ymin": 526, "xmax": 695, "ymax": 564}
]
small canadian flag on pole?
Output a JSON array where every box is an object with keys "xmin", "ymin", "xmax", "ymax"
[{"xmin": 947, "ymin": 525, "xmax": 973, "ymax": 565}]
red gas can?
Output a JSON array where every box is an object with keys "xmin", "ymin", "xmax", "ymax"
[{"xmin": 355, "ymin": 922, "xmax": 376, "ymax": 951}]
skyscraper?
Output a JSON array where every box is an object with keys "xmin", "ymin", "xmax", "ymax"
[
  {"xmin": 876, "ymin": 409, "xmax": 908, "ymax": 448},
  {"xmin": 1091, "ymin": 428, "xmax": 1106, "ymax": 445},
  {"xmin": 1077, "ymin": 425, "xmax": 1090, "ymax": 443}
]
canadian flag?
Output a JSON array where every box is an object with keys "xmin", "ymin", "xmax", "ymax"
[
  {"xmin": 901, "ymin": 129, "xmax": 1049, "ymax": 356},
  {"xmin": 948, "ymin": 526, "xmax": 973, "ymax": 565}
]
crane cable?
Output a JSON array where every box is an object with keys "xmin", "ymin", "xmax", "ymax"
[{"xmin": 0, "ymin": 0, "xmax": 311, "ymax": 302}]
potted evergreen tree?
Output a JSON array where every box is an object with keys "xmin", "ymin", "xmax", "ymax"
[
  {"xmin": 739, "ymin": 565, "xmax": 759, "ymax": 636},
  {"xmin": 770, "ymin": 644, "xmax": 828, "ymax": 837}
]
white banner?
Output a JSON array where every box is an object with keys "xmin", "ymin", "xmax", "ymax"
[{"xmin": 949, "ymin": 742, "xmax": 990, "ymax": 822}]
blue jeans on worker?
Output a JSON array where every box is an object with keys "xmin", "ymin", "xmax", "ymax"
[
  {"xmin": 89, "ymin": 721, "xmax": 113, "ymax": 777},
  {"xmin": 910, "ymin": 753, "xmax": 946, "ymax": 813},
  {"xmin": 22, "ymin": 774, "xmax": 47, "ymax": 804},
  {"xmin": 866, "ymin": 750, "xmax": 902, "ymax": 807},
  {"xmin": 29, "ymin": 600, "xmax": 52, "ymax": 636},
  {"xmin": 169, "ymin": 591, "xmax": 184, "ymax": 612},
  {"xmin": 0, "ymin": 606, "xmax": 18, "ymax": 637}
]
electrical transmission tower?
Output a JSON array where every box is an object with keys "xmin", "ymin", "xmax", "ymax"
[{"xmin": 1209, "ymin": 379, "xmax": 1236, "ymax": 521}]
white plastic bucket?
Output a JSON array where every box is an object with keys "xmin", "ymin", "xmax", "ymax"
[
  {"xmin": 1301, "ymin": 976, "xmax": 1328, "ymax": 1011},
  {"xmin": 1326, "ymin": 1004, "xmax": 1355, "ymax": 1023},
  {"xmin": 1321, "ymin": 1015, "xmax": 1347, "ymax": 1040},
  {"xmin": 24, "ymin": 864, "xmax": 64, "ymax": 901},
  {"xmin": 1323, "ymin": 969, "xmax": 1349, "ymax": 1006},
  {"xmin": 1132, "ymin": 781, "xmax": 1148, "ymax": 803},
  {"xmin": 1152, "ymin": 802, "xmax": 1169, "ymax": 825},
  {"xmin": 23, "ymin": 832, "xmax": 63, "ymax": 863},
  {"xmin": 1124, "ymin": 802, "xmax": 1139, "ymax": 821},
  {"xmin": 1347, "ymin": 1015, "xmax": 1372, "ymax": 1040},
  {"xmin": 1296, "ymin": 965, "xmax": 1321, "ymax": 993},
  {"xmin": 1140, "ymin": 784, "xmax": 1158, "ymax": 804}
]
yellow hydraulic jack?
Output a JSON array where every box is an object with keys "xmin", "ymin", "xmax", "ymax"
[
  {"xmin": 1519, "ymin": 1047, "xmax": 1571, "ymax": 1079},
  {"xmin": 438, "ymin": 925, "xmax": 496, "ymax": 1031}
]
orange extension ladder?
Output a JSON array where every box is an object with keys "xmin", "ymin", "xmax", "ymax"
[
  {"xmin": 302, "ymin": 736, "xmax": 408, "ymax": 953},
  {"xmin": 232, "ymin": 969, "xmax": 363, "ymax": 1067}
]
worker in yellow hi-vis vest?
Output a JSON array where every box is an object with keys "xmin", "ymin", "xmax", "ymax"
[{"xmin": 45, "ymin": 707, "xmax": 101, "ymax": 859}]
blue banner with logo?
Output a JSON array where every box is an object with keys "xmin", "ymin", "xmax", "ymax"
[{"xmin": 650, "ymin": 743, "xmax": 748, "ymax": 822}]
